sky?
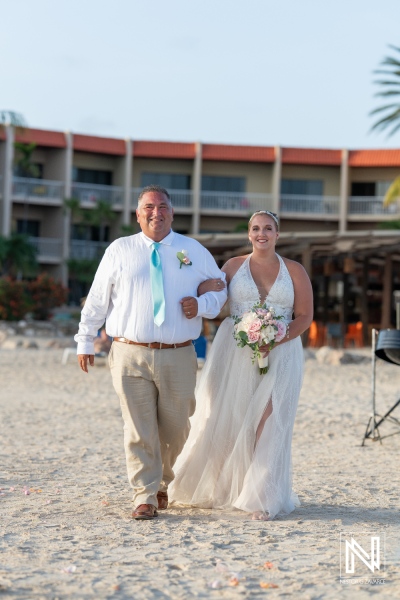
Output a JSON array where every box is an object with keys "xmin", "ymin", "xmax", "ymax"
[{"xmin": 1, "ymin": 0, "xmax": 400, "ymax": 149}]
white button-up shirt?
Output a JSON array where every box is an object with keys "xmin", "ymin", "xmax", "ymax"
[{"xmin": 74, "ymin": 231, "xmax": 227, "ymax": 355}]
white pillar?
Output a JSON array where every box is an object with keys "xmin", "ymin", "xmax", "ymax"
[
  {"xmin": 339, "ymin": 148, "xmax": 349, "ymax": 233},
  {"xmin": 61, "ymin": 131, "xmax": 73, "ymax": 286},
  {"xmin": 271, "ymin": 145, "xmax": 281, "ymax": 215},
  {"xmin": 2, "ymin": 125, "xmax": 14, "ymax": 236},
  {"xmin": 123, "ymin": 139, "xmax": 132, "ymax": 226},
  {"xmin": 191, "ymin": 142, "xmax": 202, "ymax": 235}
]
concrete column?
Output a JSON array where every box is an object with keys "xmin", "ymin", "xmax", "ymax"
[
  {"xmin": 339, "ymin": 148, "xmax": 349, "ymax": 233},
  {"xmin": 271, "ymin": 145, "xmax": 281, "ymax": 215},
  {"xmin": 381, "ymin": 254, "xmax": 392, "ymax": 329},
  {"xmin": 191, "ymin": 142, "xmax": 202, "ymax": 235},
  {"xmin": 2, "ymin": 125, "xmax": 14, "ymax": 236},
  {"xmin": 123, "ymin": 139, "xmax": 133, "ymax": 226},
  {"xmin": 61, "ymin": 131, "xmax": 73, "ymax": 286}
]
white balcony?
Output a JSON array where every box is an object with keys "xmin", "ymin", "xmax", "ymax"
[
  {"xmin": 29, "ymin": 237, "xmax": 63, "ymax": 262},
  {"xmin": 12, "ymin": 177, "xmax": 64, "ymax": 204},
  {"xmin": 72, "ymin": 183, "xmax": 123, "ymax": 208},
  {"xmin": 348, "ymin": 196, "xmax": 400, "ymax": 215},
  {"xmin": 201, "ymin": 191, "xmax": 272, "ymax": 213},
  {"xmin": 70, "ymin": 240, "xmax": 109, "ymax": 260},
  {"xmin": 131, "ymin": 188, "xmax": 193, "ymax": 210},
  {"xmin": 280, "ymin": 194, "xmax": 340, "ymax": 216}
]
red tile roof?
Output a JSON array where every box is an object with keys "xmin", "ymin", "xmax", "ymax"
[
  {"xmin": 282, "ymin": 147, "xmax": 342, "ymax": 166},
  {"xmin": 202, "ymin": 144, "xmax": 275, "ymax": 162},
  {"xmin": 349, "ymin": 149, "xmax": 400, "ymax": 167},
  {"xmin": 15, "ymin": 128, "xmax": 67, "ymax": 148},
  {"xmin": 73, "ymin": 134, "xmax": 126, "ymax": 155},
  {"xmin": 133, "ymin": 141, "xmax": 196, "ymax": 159}
]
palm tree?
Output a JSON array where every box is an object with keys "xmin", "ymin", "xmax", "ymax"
[
  {"xmin": 0, "ymin": 233, "xmax": 38, "ymax": 279},
  {"xmin": 14, "ymin": 142, "xmax": 40, "ymax": 178},
  {"xmin": 370, "ymin": 45, "xmax": 400, "ymax": 209},
  {"xmin": 0, "ymin": 110, "xmax": 27, "ymax": 128},
  {"xmin": 370, "ymin": 45, "xmax": 400, "ymax": 137},
  {"xmin": 84, "ymin": 199, "xmax": 116, "ymax": 243}
]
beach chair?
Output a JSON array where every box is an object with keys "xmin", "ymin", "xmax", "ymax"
[{"xmin": 344, "ymin": 321, "xmax": 363, "ymax": 348}]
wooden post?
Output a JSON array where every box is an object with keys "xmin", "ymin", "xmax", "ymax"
[
  {"xmin": 360, "ymin": 257, "xmax": 369, "ymax": 345},
  {"xmin": 340, "ymin": 272, "xmax": 349, "ymax": 346},
  {"xmin": 380, "ymin": 255, "xmax": 392, "ymax": 329}
]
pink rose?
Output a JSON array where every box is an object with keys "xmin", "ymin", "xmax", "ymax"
[
  {"xmin": 275, "ymin": 321, "xmax": 287, "ymax": 342},
  {"xmin": 248, "ymin": 320, "xmax": 261, "ymax": 333},
  {"xmin": 248, "ymin": 330, "xmax": 260, "ymax": 343}
]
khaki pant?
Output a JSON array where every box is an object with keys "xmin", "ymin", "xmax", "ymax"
[{"xmin": 109, "ymin": 341, "xmax": 197, "ymax": 507}]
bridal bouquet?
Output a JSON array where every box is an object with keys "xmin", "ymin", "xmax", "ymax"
[{"xmin": 233, "ymin": 303, "xmax": 288, "ymax": 374}]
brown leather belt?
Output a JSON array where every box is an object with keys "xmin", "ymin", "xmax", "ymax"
[{"xmin": 114, "ymin": 337, "xmax": 192, "ymax": 350}]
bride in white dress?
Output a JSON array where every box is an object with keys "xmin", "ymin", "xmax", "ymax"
[{"xmin": 170, "ymin": 211, "xmax": 313, "ymax": 520}]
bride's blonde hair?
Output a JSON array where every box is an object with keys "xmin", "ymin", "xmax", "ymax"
[{"xmin": 248, "ymin": 210, "xmax": 279, "ymax": 231}]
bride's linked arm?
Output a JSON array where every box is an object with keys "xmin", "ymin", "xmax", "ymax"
[
  {"xmin": 259, "ymin": 259, "xmax": 314, "ymax": 354},
  {"xmin": 197, "ymin": 257, "xmax": 245, "ymax": 296}
]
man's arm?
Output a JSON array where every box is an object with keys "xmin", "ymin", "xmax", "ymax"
[{"xmin": 74, "ymin": 246, "xmax": 116, "ymax": 370}]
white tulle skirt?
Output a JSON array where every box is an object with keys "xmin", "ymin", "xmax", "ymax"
[{"xmin": 169, "ymin": 317, "xmax": 304, "ymax": 519}]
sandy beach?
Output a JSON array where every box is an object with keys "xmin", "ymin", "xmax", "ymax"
[{"xmin": 1, "ymin": 342, "xmax": 400, "ymax": 599}]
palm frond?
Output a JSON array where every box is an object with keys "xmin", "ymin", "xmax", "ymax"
[
  {"xmin": 0, "ymin": 110, "xmax": 27, "ymax": 127},
  {"xmin": 370, "ymin": 103, "xmax": 400, "ymax": 115},
  {"xmin": 383, "ymin": 176, "xmax": 400, "ymax": 207},
  {"xmin": 374, "ymin": 91, "xmax": 400, "ymax": 97}
]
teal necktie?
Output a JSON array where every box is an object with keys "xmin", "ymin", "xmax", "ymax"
[{"xmin": 150, "ymin": 242, "xmax": 165, "ymax": 326}]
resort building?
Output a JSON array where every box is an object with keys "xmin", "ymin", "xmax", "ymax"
[{"xmin": 1, "ymin": 126, "xmax": 400, "ymax": 337}]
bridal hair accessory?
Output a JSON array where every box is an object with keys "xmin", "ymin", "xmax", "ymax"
[
  {"xmin": 233, "ymin": 303, "xmax": 288, "ymax": 374},
  {"xmin": 177, "ymin": 249, "xmax": 192, "ymax": 268},
  {"xmin": 249, "ymin": 210, "xmax": 279, "ymax": 227}
]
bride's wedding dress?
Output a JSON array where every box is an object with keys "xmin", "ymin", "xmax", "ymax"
[{"xmin": 170, "ymin": 254, "xmax": 304, "ymax": 519}]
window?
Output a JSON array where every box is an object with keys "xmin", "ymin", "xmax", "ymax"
[
  {"xmin": 73, "ymin": 168, "xmax": 113, "ymax": 186},
  {"xmin": 202, "ymin": 176, "xmax": 245, "ymax": 193},
  {"xmin": 140, "ymin": 172, "xmax": 191, "ymax": 190},
  {"xmin": 71, "ymin": 224, "xmax": 110, "ymax": 242},
  {"xmin": 281, "ymin": 179, "xmax": 323, "ymax": 195},
  {"xmin": 13, "ymin": 163, "xmax": 43, "ymax": 179},
  {"xmin": 16, "ymin": 219, "xmax": 40, "ymax": 237},
  {"xmin": 376, "ymin": 181, "xmax": 391, "ymax": 196},
  {"xmin": 351, "ymin": 182, "xmax": 376, "ymax": 196}
]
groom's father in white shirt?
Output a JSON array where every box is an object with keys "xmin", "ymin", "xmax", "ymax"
[{"xmin": 75, "ymin": 185, "xmax": 227, "ymax": 520}]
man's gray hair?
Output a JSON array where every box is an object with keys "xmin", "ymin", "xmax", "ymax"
[{"xmin": 137, "ymin": 185, "xmax": 172, "ymax": 207}]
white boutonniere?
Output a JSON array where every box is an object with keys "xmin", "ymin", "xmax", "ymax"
[{"xmin": 177, "ymin": 249, "xmax": 192, "ymax": 268}]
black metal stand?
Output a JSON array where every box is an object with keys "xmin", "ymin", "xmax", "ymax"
[
  {"xmin": 362, "ymin": 398, "xmax": 400, "ymax": 444},
  {"xmin": 362, "ymin": 328, "xmax": 400, "ymax": 445}
]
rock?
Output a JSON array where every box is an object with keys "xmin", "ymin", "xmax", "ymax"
[
  {"xmin": 45, "ymin": 339, "xmax": 75, "ymax": 349},
  {"xmin": 303, "ymin": 349, "xmax": 315, "ymax": 361},
  {"xmin": 315, "ymin": 346, "xmax": 370, "ymax": 365},
  {"xmin": 2, "ymin": 339, "xmax": 23, "ymax": 349},
  {"xmin": 22, "ymin": 340, "xmax": 39, "ymax": 349}
]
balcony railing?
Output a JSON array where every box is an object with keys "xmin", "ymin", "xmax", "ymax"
[
  {"xmin": 280, "ymin": 194, "xmax": 339, "ymax": 215},
  {"xmin": 131, "ymin": 188, "xmax": 192, "ymax": 209},
  {"xmin": 348, "ymin": 196, "xmax": 400, "ymax": 215},
  {"xmin": 70, "ymin": 240, "xmax": 109, "ymax": 260},
  {"xmin": 201, "ymin": 191, "xmax": 272, "ymax": 212},
  {"xmin": 12, "ymin": 177, "xmax": 64, "ymax": 202},
  {"xmin": 29, "ymin": 237, "xmax": 63, "ymax": 260},
  {"xmin": 72, "ymin": 183, "xmax": 123, "ymax": 207}
]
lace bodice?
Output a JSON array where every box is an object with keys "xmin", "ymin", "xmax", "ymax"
[{"xmin": 228, "ymin": 254, "xmax": 294, "ymax": 321}]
